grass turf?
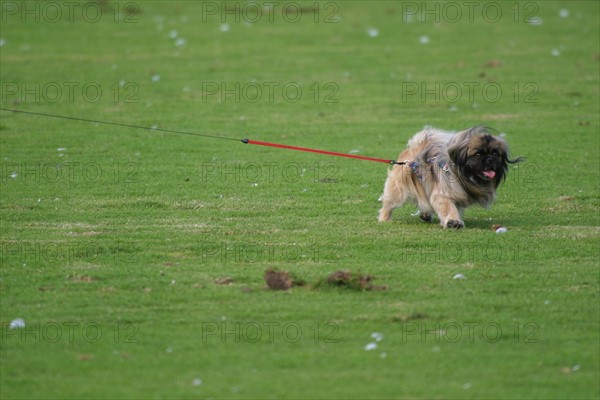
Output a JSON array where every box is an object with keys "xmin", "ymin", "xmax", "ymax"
[{"xmin": 1, "ymin": 1, "xmax": 599, "ymax": 399}]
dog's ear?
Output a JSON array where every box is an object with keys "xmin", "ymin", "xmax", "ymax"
[
  {"xmin": 496, "ymin": 142, "xmax": 524, "ymax": 186},
  {"xmin": 494, "ymin": 138, "xmax": 511, "ymax": 185},
  {"xmin": 447, "ymin": 129, "xmax": 472, "ymax": 167},
  {"xmin": 495, "ymin": 135, "xmax": 525, "ymax": 166}
]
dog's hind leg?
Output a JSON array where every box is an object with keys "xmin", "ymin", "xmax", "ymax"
[
  {"xmin": 378, "ymin": 168, "xmax": 411, "ymax": 222},
  {"xmin": 415, "ymin": 189, "xmax": 434, "ymax": 222}
]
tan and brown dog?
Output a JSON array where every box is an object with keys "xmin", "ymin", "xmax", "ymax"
[{"xmin": 378, "ymin": 126, "xmax": 522, "ymax": 228}]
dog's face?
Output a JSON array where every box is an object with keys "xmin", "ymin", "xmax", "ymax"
[
  {"xmin": 462, "ymin": 134, "xmax": 509, "ymax": 186},
  {"xmin": 448, "ymin": 129, "xmax": 514, "ymax": 189}
]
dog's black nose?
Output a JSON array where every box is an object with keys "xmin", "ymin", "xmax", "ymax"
[{"xmin": 485, "ymin": 156, "xmax": 496, "ymax": 166}]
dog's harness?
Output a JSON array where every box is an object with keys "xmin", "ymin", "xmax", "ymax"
[
  {"xmin": 403, "ymin": 155, "xmax": 450, "ymax": 182},
  {"xmin": 427, "ymin": 155, "xmax": 451, "ymax": 172}
]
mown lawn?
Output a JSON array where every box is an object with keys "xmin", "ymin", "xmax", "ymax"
[{"xmin": 1, "ymin": 1, "xmax": 598, "ymax": 399}]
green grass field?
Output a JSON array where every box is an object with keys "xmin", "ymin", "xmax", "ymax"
[{"xmin": 1, "ymin": 1, "xmax": 599, "ymax": 399}]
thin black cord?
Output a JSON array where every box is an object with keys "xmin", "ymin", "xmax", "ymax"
[
  {"xmin": 1, "ymin": 108, "xmax": 402, "ymax": 165},
  {"xmin": 0, "ymin": 108, "xmax": 242, "ymax": 142}
]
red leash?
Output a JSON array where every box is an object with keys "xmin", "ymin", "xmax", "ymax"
[{"xmin": 242, "ymin": 138, "xmax": 403, "ymax": 165}]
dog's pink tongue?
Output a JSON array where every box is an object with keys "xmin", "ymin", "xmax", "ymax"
[{"xmin": 483, "ymin": 170, "xmax": 496, "ymax": 179}]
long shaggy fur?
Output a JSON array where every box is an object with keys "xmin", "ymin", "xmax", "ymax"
[{"xmin": 378, "ymin": 126, "xmax": 522, "ymax": 228}]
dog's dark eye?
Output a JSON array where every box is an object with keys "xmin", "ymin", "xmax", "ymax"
[
  {"xmin": 492, "ymin": 150, "xmax": 499, "ymax": 156},
  {"xmin": 474, "ymin": 153, "xmax": 482, "ymax": 158}
]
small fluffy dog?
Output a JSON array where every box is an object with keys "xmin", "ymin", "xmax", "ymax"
[{"xmin": 378, "ymin": 126, "xmax": 522, "ymax": 228}]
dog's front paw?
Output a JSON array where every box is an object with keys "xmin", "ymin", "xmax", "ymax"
[{"xmin": 445, "ymin": 219, "xmax": 464, "ymax": 229}]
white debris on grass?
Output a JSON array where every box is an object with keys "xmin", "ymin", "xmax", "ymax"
[
  {"xmin": 10, "ymin": 318, "xmax": 25, "ymax": 329},
  {"xmin": 528, "ymin": 17, "xmax": 543, "ymax": 25},
  {"xmin": 419, "ymin": 35, "xmax": 429, "ymax": 44},
  {"xmin": 367, "ymin": 28, "xmax": 379, "ymax": 38},
  {"xmin": 371, "ymin": 332, "xmax": 384, "ymax": 342},
  {"xmin": 220, "ymin": 23, "xmax": 230, "ymax": 32},
  {"xmin": 364, "ymin": 342, "xmax": 377, "ymax": 351},
  {"xmin": 452, "ymin": 273, "xmax": 466, "ymax": 280}
]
